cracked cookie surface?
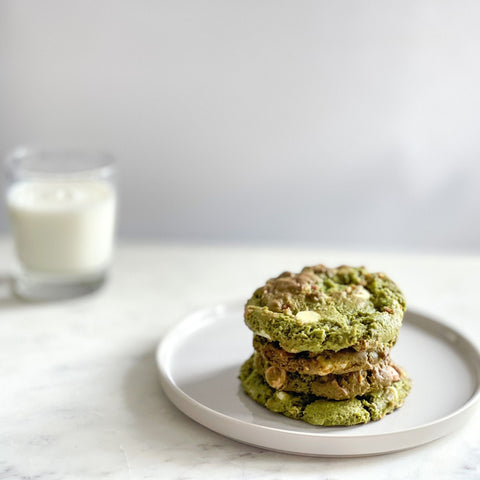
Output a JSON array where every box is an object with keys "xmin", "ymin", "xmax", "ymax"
[{"xmin": 245, "ymin": 265, "xmax": 406, "ymax": 353}]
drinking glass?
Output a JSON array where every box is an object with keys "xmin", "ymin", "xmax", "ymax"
[{"xmin": 5, "ymin": 147, "xmax": 117, "ymax": 300}]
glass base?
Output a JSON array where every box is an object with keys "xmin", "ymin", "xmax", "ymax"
[{"xmin": 13, "ymin": 270, "xmax": 106, "ymax": 301}]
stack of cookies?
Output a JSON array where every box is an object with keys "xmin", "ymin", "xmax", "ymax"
[{"xmin": 239, "ymin": 265, "xmax": 411, "ymax": 426}]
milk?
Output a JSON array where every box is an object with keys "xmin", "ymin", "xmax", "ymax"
[{"xmin": 7, "ymin": 180, "xmax": 116, "ymax": 275}]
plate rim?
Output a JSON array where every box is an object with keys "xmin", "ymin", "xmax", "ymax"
[{"xmin": 157, "ymin": 301, "xmax": 480, "ymax": 455}]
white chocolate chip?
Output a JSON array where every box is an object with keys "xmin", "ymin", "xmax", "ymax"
[
  {"xmin": 256, "ymin": 330, "xmax": 271, "ymax": 341},
  {"xmin": 386, "ymin": 386, "xmax": 398, "ymax": 403},
  {"xmin": 351, "ymin": 286, "xmax": 371, "ymax": 299},
  {"xmin": 265, "ymin": 366, "xmax": 287, "ymax": 389},
  {"xmin": 295, "ymin": 310, "xmax": 320, "ymax": 324}
]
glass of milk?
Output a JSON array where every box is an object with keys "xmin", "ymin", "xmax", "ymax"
[{"xmin": 5, "ymin": 148, "xmax": 117, "ymax": 300}]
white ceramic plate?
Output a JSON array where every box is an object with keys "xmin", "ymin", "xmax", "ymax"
[{"xmin": 157, "ymin": 302, "xmax": 480, "ymax": 456}]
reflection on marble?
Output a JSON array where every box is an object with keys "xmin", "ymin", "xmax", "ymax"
[{"xmin": 1, "ymin": 241, "xmax": 480, "ymax": 479}]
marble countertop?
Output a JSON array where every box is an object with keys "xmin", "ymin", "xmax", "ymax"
[{"xmin": 1, "ymin": 240, "xmax": 480, "ymax": 479}]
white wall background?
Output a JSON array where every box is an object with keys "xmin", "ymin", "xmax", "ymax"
[{"xmin": 1, "ymin": 0, "xmax": 480, "ymax": 252}]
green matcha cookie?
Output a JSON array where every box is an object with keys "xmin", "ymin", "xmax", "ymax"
[
  {"xmin": 253, "ymin": 353, "xmax": 404, "ymax": 400},
  {"xmin": 245, "ymin": 265, "xmax": 406, "ymax": 353},
  {"xmin": 253, "ymin": 335, "xmax": 391, "ymax": 375},
  {"xmin": 239, "ymin": 356, "xmax": 411, "ymax": 426}
]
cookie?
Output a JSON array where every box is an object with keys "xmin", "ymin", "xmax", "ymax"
[
  {"xmin": 253, "ymin": 353, "xmax": 404, "ymax": 400},
  {"xmin": 253, "ymin": 335, "xmax": 391, "ymax": 375},
  {"xmin": 239, "ymin": 356, "xmax": 411, "ymax": 426},
  {"xmin": 244, "ymin": 265, "xmax": 406, "ymax": 353}
]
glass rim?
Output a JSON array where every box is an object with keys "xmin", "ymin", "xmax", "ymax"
[{"xmin": 5, "ymin": 147, "xmax": 115, "ymax": 180}]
